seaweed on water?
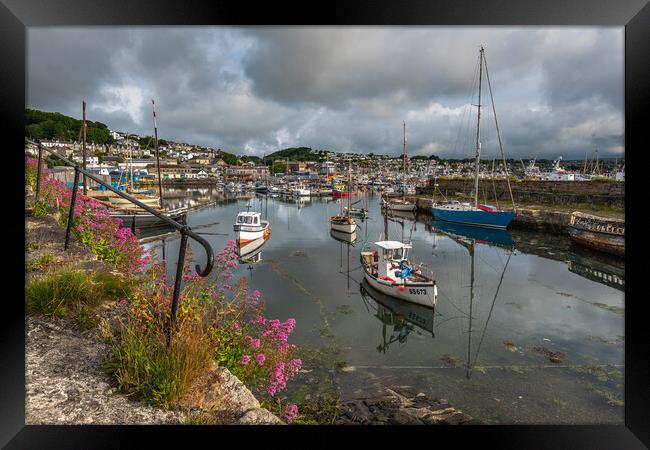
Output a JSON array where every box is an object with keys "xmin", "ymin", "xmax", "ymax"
[{"xmin": 531, "ymin": 346, "xmax": 566, "ymax": 364}]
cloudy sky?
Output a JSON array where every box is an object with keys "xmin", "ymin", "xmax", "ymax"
[{"xmin": 27, "ymin": 27, "xmax": 624, "ymax": 159}]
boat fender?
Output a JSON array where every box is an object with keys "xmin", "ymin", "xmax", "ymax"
[
  {"xmin": 398, "ymin": 285, "xmax": 406, "ymax": 292},
  {"xmin": 379, "ymin": 276, "xmax": 396, "ymax": 284}
]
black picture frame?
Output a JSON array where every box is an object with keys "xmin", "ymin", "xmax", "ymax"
[{"xmin": 2, "ymin": 0, "xmax": 648, "ymax": 448}]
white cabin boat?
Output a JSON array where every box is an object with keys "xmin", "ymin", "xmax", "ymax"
[
  {"xmin": 386, "ymin": 197, "xmax": 417, "ymax": 211},
  {"xmin": 233, "ymin": 211, "xmax": 271, "ymax": 246},
  {"xmin": 330, "ymin": 216, "xmax": 357, "ymax": 233},
  {"xmin": 360, "ymin": 241, "xmax": 437, "ymax": 308}
]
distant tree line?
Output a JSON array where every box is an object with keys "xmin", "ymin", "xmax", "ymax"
[{"xmin": 25, "ymin": 108, "xmax": 115, "ymax": 145}]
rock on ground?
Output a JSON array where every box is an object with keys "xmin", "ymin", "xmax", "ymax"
[{"xmin": 335, "ymin": 386, "xmax": 479, "ymax": 425}]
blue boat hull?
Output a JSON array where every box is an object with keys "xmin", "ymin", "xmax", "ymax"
[{"xmin": 431, "ymin": 207, "xmax": 515, "ymax": 229}]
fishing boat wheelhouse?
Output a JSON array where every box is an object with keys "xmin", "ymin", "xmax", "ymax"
[{"xmin": 360, "ymin": 241, "xmax": 437, "ymax": 308}]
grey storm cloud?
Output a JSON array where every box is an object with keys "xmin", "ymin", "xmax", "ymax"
[{"xmin": 27, "ymin": 26, "xmax": 624, "ymax": 159}]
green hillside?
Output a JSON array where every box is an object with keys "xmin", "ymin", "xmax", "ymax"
[
  {"xmin": 265, "ymin": 147, "xmax": 326, "ymax": 162},
  {"xmin": 25, "ymin": 108, "xmax": 115, "ymax": 145}
]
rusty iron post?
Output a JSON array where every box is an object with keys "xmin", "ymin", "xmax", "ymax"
[
  {"xmin": 168, "ymin": 230, "xmax": 189, "ymax": 344},
  {"xmin": 82, "ymin": 101, "xmax": 87, "ymax": 195},
  {"xmin": 64, "ymin": 167, "xmax": 80, "ymax": 250}
]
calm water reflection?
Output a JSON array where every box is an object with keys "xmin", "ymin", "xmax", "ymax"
[{"xmin": 144, "ymin": 188, "xmax": 624, "ymax": 424}]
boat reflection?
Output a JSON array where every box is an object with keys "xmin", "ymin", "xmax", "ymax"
[
  {"xmin": 567, "ymin": 250, "xmax": 624, "ymax": 292},
  {"xmin": 360, "ymin": 279, "xmax": 436, "ymax": 353},
  {"xmin": 330, "ymin": 229, "xmax": 358, "ymax": 245},
  {"xmin": 430, "ymin": 220, "xmax": 513, "ymax": 248}
]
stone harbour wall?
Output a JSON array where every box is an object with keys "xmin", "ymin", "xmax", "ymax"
[{"xmin": 417, "ymin": 179, "xmax": 624, "ymax": 208}]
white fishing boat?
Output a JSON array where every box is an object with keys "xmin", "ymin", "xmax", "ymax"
[
  {"xmin": 360, "ymin": 241, "xmax": 437, "ymax": 308},
  {"xmin": 233, "ymin": 210, "xmax": 271, "ymax": 246}
]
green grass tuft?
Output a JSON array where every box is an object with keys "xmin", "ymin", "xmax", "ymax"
[{"xmin": 26, "ymin": 269, "xmax": 95, "ymax": 317}]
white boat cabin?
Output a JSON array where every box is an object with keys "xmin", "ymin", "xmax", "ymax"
[
  {"xmin": 374, "ymin": 241, "xmax": 413, "ymax": 280},
  {"xmin": 235, "ymin": 211, "xmax": 263, "ymax": 226}
]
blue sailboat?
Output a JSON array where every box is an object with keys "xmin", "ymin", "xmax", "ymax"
[{"xmin": 431, "ymin": 46, "xmax": 517, "ymax": 230}]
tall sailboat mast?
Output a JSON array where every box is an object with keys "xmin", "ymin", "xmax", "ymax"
[
  {"xmin": 403, "ymin": 121, "xmax": 407, "ymax": 178},
  {"xmin": 348, "ymin": 162, "xmax": 352, "ymax": 217},
  {"xmin": 152, "ymin": 99, "xmax": 164, "ymax": 209},
  {"xmin": 474, "ymin": 47, "xmax": 484, "ymax": 209},
  {"xmin": 125, "ymin": 133, "xmax": 130, "ymax": 191}
]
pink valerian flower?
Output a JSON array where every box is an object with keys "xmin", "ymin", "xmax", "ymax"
[
  {"xmin": 283, "ymin": 404, "xmax": 299, "ymax": 424},
  {"xmin": 283, "ymin": 318, "xmax": 296, "ymax": 333},
  {"xmin": 231, "ymin": 321, "xmax": 240, "ymax": 331},
  {"xmin": 240, "ymin": 355, "xmax": 251, "ymax": 365},
  {"xmin": 223, "ymin": 284, "xmax": 231, "ymax": 290},
  {"xmin": 266, "ymin": 362, "xmax": 288, "ymax": 397},
  {"xmin": 287, "ymin": 358, "xmax": 302, "ymax": 377},
  {"xmin": 255, "ymin": 354, "xmax": 266, "ymax": 366},
  {"xmin": 247, "ymin": 289, "xmax": 262, "ymax": 303},
  {"xmin": 251, "ymin": 316, "xmax": 266, "ymax": 326},
  {"xmin": 118, "ymin": 298, "xmax": 128, "ymax": 306}
]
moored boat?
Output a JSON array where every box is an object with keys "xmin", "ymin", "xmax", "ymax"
[
  {"xmin": 330, "ymin": 216, "xmax": 357, "ymax": 233},
  {"xmin": 387, "ymin": 197, "xmax": 416, "ymax": 212},
  {"xmin": 567, "ymin": 211, "xmax": 624, "ymax": 257},
  {"xmin": 233, "ymin": 211, "xmax": 271, "ymax": 246},
  {"xmin": 343, "ymin": 206, "xmax": 368, "ymax": 218},
  {"xmin": 431, "ymin": 46, "xmax": 517, "ymax": 230},
  {"xmin": 360, "ymin": 240, "xmax": 437, "ymax": 308},
  {"xmin": 432, "ymin": 201, "xmax": 515, "ymax": 229},
  {"xmin": 108, "ymin": 194, "xmax": 161, "ymax": 208}
]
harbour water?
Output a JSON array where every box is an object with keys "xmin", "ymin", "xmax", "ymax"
[{"xmin": 144, "ymin": 188, "xmax": 624, "ymax": 424}]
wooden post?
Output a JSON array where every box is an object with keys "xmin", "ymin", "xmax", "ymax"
[{"xmin": 82, "ymin": 101, "xmax": 87, "ymax": 194}]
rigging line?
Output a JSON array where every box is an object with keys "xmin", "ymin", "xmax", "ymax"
[
  {"xmin": 476, "ymin": 253, "xmax": 501, "ymax": 273},
  {"xmin": 451, "ymin": 55, "xmax": 479, "ymax": 157},
  {"xmin": 483, "ymin": 50, "xmax": 516, "ymax": 213},
  {"xmin": 437, "ymin": 291, "xmax": 471, "ymax": 317},
  {"xmin": 469, "ymin": 250, "xmax": 513, "ymax": 375}
]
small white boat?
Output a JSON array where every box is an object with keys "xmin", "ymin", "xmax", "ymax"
[
  {"xmin": 344, "ymin": 206, "xmax": 368, "ymax": 218},
  {"xmin": 387, "ymin": 198, "xmax": 417, "ymax": 212},
  {"xmin": 360, "ymin": 241, "xmax": 437, "ymax": 308},
  {"xmin": 292, "ymin": 187, "xmax": 311, "ymax": 197},
  {"xmin": 109, "ymin": 194, "xmax": 161, "ymax": 208},
  {"xmin": 233, "ymin": 211, "xmax": 271, "ymax": 246},
  {"xmin": 330, "ymin": 216, "xmax": 357, "ymax": 233}
]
